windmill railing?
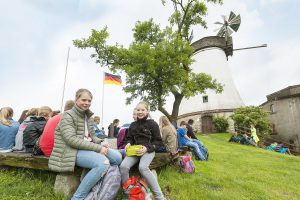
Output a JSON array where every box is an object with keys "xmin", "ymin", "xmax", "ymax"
[{"xmin": 234, "ymin": 126, "xmax": 300, "ymax": 156}]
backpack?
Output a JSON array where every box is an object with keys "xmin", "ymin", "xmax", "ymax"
[
  {"xmin": 117, "ymin": 127, "xmax": 128, "ymax": 149},
  {"xmin": 178, "ymin": 153, "xmax": 195, "ymax": 173},
  {"xmin": 199, "ymin": 145, "xmax": 209, "ymax": 161},
  {"xmin": 122, "ymin": 176, "xmax": 153, "ymax": 200},
  {"xmin": 84, "ymin": 165, "xmax": 121, "ymax": 200}
]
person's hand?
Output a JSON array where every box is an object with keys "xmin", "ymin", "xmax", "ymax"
[
  {"xmin": 136, "ymin": 146, "xmax": 147, "ymax": 156},
  {"xmin": 124, "ymin": 143, "xmax": 131, "ymax": 151},
  {"xmin": 100, "ymin": 146, "xmax": 108, "ymax": 155}
]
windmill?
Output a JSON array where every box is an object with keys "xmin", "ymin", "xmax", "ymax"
[{"xmin": 214, "ymin": 11, "xmax": 241, "ymax": 41}]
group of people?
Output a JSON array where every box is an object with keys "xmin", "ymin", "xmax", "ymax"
[
  {"xmin": 229, "ymin": 124, "xmax": 260, "ymax": 146},
  {"xmin": 1, "ymin": 88, "xmax": 208, "ymax": 200}
]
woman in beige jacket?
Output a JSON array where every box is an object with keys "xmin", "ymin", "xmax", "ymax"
[{"xmin": 159, "ymin": 116, "xmax": 178, "ymax": 154}]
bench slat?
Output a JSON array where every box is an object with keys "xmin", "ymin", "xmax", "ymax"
[{"xmin": 0, "ymin": 152, "xmax": 49, "ymax": 170}]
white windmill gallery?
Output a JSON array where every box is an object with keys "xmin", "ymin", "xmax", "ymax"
[{"xmin": 178, "ymin": 12, "xmax": 266, "ymax": 133}]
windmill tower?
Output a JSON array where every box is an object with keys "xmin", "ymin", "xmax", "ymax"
[{"xmin": 178, "ymin": 12, "xmax": 244, "ymax": 133}]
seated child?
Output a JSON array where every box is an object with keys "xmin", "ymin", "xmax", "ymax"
[
  {"xmin": 177, "ymin": 126, "xmax": 207, "ymax": 161},
  {"xmin": 159, "ymin": 116, "xmax": 178, "ymax": 155},
  {"xmin": 23, "ymin": 106, "xmax": 52, "ymax": 153},
  {"xmin": 0, "ymin": 107, "xmax": 20, "ymax": 152},
  {"xmin": 39, "ymin": 101, "xmax": 74, "ymax": 157}
]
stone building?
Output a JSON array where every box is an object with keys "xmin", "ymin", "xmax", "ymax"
[
  {"xmin": 260, "ymin": 85, "xmax": 300, "ymax": 151},
  {"xmin": 178, "ymin": 36, "xmax": 244, "ymax": 133}
]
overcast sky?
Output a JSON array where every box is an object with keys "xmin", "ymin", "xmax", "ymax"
[{"xmin": 0, "ymin": 0, "xmax": 299, "ymax": 127}]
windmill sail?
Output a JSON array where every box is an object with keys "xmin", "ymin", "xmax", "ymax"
[{"xmin": 214, "ymin": 11, "xmax": 241, "ymax": 39}]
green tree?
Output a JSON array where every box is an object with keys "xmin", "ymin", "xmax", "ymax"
[
  {"xmin": 73, "ymin": 0, "xmax": 223, "ymax": 122},
  {"xmin": 231, "ymin": 106, "xmax": 271, "ymax": 134},
  {"xmin": 213, "ymin": 116, "xmax": 229, "ymax": 132}
]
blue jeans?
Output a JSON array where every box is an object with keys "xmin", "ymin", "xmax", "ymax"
[
  {"xmin": 72, "ymin": 149, "xmax": 122, "ymax": 200},
  {"xmin": 185, "ymin": 139, "xmax": 206, "ymax": 161}
]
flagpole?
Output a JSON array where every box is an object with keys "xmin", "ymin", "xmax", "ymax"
[
  {"xmin": 61, "ymin": 47, "xmax": 70, "ymax": 111},
  {"xmin": 101, "ymin": 71, "xmax": 105, "ymax": 128}
]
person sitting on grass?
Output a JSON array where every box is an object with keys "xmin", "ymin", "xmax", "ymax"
[
  {"xmin": 239, "ymin": 132, "xmax": 249, "ymax": 145},
  {"xmin": 275, "ymin": 142, "xmax": 292, "ymax": 155},
  {"xmin": 177, "ymin": 124, "xmax": 207, "ymax": 161}
]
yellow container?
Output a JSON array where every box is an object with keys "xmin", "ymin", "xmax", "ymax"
[{"xmin": 126, "ymin": 145, "xmax": 143, "ymax": 156}]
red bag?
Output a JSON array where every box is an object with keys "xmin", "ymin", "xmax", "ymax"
[{"xmin": 122, "ymin": 176, "xmax": 152, "ymax": 200}]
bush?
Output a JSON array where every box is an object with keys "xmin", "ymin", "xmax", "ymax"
[
  {"xmin": 231, "ymin": 106, "xmax": 270, "ymax": 134},
  {"xmin": 213, "ymin": 116, "xmax": 229, "ymax": 132}
]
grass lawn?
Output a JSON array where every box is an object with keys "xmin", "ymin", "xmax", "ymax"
[
  {"xmin": 159, "ymin": 133, "xmax": 300, "ymax": 200},
  {"xmin": 0, "ymin": 133, "xmax": 299, "ymax": 200}
]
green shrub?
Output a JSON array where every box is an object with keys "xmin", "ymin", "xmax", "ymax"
[
  {"xmin": 213, "ymin": 116, "xmax": 229, "ymax": 132},
  {"xmin": 231, "ymin": 106, "xmax": 271, "ymax": 134}
]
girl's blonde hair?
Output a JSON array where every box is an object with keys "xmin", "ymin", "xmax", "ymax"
[
  {"xmin": 136, "ymin": 101, "xmax": 150, "ymax": 110},
  {"xmin": 75, "ymin": 88, "xmax": 93, "ymax": 101},
  {"xmin": 159, "ymin": 116, "xmax": 177, "ymax": 135},
  {"xmin": 0, "ymin": 107, "xmax": 14, "ymax": 126}
]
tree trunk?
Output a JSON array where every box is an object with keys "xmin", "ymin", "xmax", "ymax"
[{"xmin": 170, "ymin": 93, "xmax": 184, "ymax": 123}]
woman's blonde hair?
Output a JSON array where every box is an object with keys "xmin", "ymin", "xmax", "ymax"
[
  {"xmin": 159, "ymin": 116, "xmax": 177, "ymax": 135},
  {"xmin": 75, "ymin": 88, "xmax": 93, "ymax": 101},
  {"xmin": 0, "ymin": 107, "xmax": 14, "ymax": 126}
]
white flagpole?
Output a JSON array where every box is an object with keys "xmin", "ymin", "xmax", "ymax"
[
  {"xmin": 101, "ymin": 71, "xmax": 105, "ymax": 128},
  {"xmin": 61, "ymin": 47, "xmax": 70, "ymax": 111}
]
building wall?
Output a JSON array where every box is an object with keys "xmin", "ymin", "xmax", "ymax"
[
  {"xmin": 261, "ymin": 96, "xmax": 300, "ymax": 148},
  {"xmin": 178, "ymin": 110, "xmax": 235, "ymax": 133}
]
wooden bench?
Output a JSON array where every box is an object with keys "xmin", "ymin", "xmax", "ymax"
[{"xmin": 0, "ymin": 151, "xmax": 175, "ymax": 199}]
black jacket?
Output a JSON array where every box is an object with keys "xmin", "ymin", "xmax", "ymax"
[
  {"xmin": 23, "ymin": 116, "xmax": 47, "ymax": 146},
  {"xmin": 126, "ymin": 117, "xmax": 163, "ymax": 153},
  {"xmin": 186, "ymin": 124, "xmax": 197, "ymax": 139}
]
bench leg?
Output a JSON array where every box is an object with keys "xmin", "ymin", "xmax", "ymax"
[{"xmin": 54, "ymin": 173, "xmax": 81, "ymax": 199}]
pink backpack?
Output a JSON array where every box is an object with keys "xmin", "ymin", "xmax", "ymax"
[{"xmin": 178, "ymin": 153, "xmax": 195, "ymax": 173}]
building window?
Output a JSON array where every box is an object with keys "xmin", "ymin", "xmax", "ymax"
[
  {"xmin": 203, "ymin": 96, "xmax": 208, "ymax": 103},
  {"xmin": 270, "ymin": 104, "xmax": 275, "ymax": 113}
]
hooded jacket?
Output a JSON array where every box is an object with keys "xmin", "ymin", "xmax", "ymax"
[
  {"xmin": 48, "ymin": 105, "xmax": 103, "ymax": 172},
  {"xmin": 126, "ymin": 116, "xmax": 163, "ymax": 153}
]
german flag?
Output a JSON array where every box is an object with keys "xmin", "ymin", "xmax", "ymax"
[{"xmin": 104, "ymin": 72, "xmax": 122, "ymax": 86}]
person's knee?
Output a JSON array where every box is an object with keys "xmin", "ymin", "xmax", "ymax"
[
  {"xmin": 120, "ymin": 162, "xmax": 130, "ymax": 173},
  {"xmin": 114, "ymin": 152, "xmax": 123, "ymax": 165},
  {"xmin": 109, "ymin": 150, "xmax": 123, "ymax": 165},
  {"xmin": 188, "ymin": 142, "xmax": 197, "ymax": 148},
  {"xmin": 138, "ymin": 164, "xmax": 150, "ymax": 173}
]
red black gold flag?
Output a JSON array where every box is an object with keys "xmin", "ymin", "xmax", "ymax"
[{"xmin": 104, "ymin": 72, "xmax": 122, "ymax": 86}]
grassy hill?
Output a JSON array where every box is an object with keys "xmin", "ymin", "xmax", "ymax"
[{"xmin": 1, "ymin": 133, "xmax": 299, "ymax": 200}]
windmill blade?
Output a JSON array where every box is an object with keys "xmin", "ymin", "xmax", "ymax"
[
  {"xmin": 228, "ymin": 11, "xmax": 236, "ymax": 22},
  {"xmin": 226, "ymin": 27, "xmax": 234, "ymax": 36},
  {"xmin": 221, "ymin": 15, "xmax": 227, "ymax": 22},
  {"xmin": 214, "ymin": 21, "xmax": 224, "ymax": 25},
  {"xmin": 217, "ymin": 26, "xmax": 226, "ymax": 37},
  {"xmin": 228, "ymin": 14, "xmax": 241, "ymax": 32}
]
